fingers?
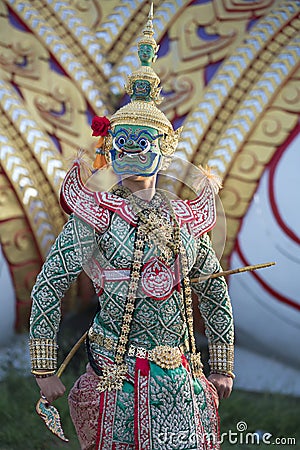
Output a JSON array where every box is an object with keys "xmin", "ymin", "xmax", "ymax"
[
  {"xmin": 36, "ymin": 376, "xmax": 66, "ymax": 404},
  {"xmin": 40, "ymin": 385, "xmax": 66, "ymax": 404},
  {"xmin": 216, "ymin": 384, "xmax": 225, "ymax": 400},
  {"xmin": 45, "ymin": 385, "xmax": 66, "ymax": 404},
  {"xmin": 207, "ymin": 373, "xmax": 233, "ymax": 400},
  {"xmin": 222, "ymin": 384, "xmax": 232, "ymax": 399},
  {"xmin": 217, "ymin": 383, "xmax": 231, "ymax": 399},
  {"xmin": 216, "ymin": 381, "xmax": 229, "ymax": 399}
]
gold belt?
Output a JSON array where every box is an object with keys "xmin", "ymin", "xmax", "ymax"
[
  {"xmin": 128, "ymin": 344, "xmax": 182, "ymax": 369},
  {"xmin": 88, "ymin": 328, "xmax": 116, "ymax": 351},
  {"xmin": 88, "ymin": 328, "xmax": 183, "ymax": 370}
]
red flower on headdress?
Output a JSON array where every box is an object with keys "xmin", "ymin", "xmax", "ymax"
[{"xmin": 91, "ymin": 116, "xmax": 111, "ymax": 137}]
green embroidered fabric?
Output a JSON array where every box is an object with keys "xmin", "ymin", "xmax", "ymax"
[{"xmin": 30, "ymin": 211, "xmax": 234, "ymax": 371}]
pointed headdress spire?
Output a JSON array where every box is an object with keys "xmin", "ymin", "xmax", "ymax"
[
  {"xmin": 107, "ymin": 3, "xmax": 182, "ymax": 157},
  {"xmin": 138, "ymin": 3, "xmax": 159, "ymax": 57}
]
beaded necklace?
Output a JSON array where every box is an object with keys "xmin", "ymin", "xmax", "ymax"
[
  {"xmin": 111, "ymin": 185, "xmax": 181, "ymax": 261},
  {"xmin": 97, "ymin": 221, "xmax": 145, "ymax": 392}
]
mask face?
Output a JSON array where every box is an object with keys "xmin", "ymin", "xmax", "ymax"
[
  {"xmin": 138, "ymin": 44, "xmax": 155, "ymax": 66},
  {"xmin": 109, "ymin": 124, "xmax": 163, "ymax": 177},
  {"xmin": 132, "ymin": 80, "xmax": 151, "ymax": 101}
]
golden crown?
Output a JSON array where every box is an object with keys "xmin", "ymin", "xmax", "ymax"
[
  {"xmin": 125, "ymin": 66, "xmax": 162, "ymax": 104},
  {"xmin": 110, "ymin": 100, "xmax": 172, "ymax": 135},
  {"xmin": 94, "ymin": 3, "xmax": 182, "ymax": 165},
  {"xmin": 108, "ymin": 4, "xmax": 182, "ymax": 156}
]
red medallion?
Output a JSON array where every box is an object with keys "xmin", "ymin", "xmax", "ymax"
[{"xmin": 141, "ymin": 258, "xmax": 174, "ymax": 301}]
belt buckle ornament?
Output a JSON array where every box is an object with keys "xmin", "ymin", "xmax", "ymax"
[
  {"xmin": 96, "ymin": 363, "xmax": 127, "ymax": 392},
  {"xmin": 151, "ymin": 345, "xmax": 182, "ymax": 369}
]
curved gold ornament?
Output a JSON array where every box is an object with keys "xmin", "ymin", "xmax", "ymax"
[
  {"xmin": 36, "ymin": 398, "xmax": 69, "ymax": 442},
  {"xmin": 159, "ymin": 126, "xmax": 183, "ymax": 156},
  {"xmin": 35, "ymin": 331, "xmax": 88, "ymax": 441}
]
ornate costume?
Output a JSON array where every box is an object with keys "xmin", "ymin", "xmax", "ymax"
[{"xmin": 29, "ymin": 8, "xmax": 234, "ymax": 450}]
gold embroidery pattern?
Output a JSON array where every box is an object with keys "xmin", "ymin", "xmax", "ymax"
[
  {"xmin": 96, "ymin": 364, "xmax": 128, "ymax": 393},
  {"xmin": 29, "ymin": 338, "xmax": 58, "ymax": 371},
  {"xmin": 88, "ymin": 328, "xmax": 116, "ymax": 352}
]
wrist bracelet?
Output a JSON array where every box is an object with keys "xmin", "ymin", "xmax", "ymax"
[
  {"xmin": 33, "ymin": 372, "xmax": 56, "ymax": 379},
  {"xmin": 29, "ymin": 338, "xmax": 58, "ymax": 371},
  {"xmin": 211, "ymin": 370, "xmax": 235, "ymax": 380},
  {"xmin": 32, "ymin": 370, "xmax": 56, "ymax": 378},
  {"xmin": 208, "ymin": 343, "xmax": 234, "ymax": 374}
]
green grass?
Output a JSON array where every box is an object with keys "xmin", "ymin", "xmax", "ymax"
[
  {"xmin": 0, "ymin": 368, "xmax": 299, "ymax": 450},
  {"xmin": 0, "ymin": 369, "xmax": 81, "ymax": 450}
]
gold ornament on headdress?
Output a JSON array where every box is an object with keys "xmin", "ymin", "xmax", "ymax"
[
  {"xmin": 125, "ymin": 4, "xmax": 162, "ymax": 104},
  {"xmin": 125, "ymin": 66, "xmax": 162, "ymax": 104},
  {"xmin": 92, "ymin": 3, "xmax": 182, "ymax": 162},
  {"xmin": 137, "ymin": 3, "xmax": 159, "ymax": 56},
  {"xmin": 110, "ymin": 100, "xmax": 172, "ymax": 135}
]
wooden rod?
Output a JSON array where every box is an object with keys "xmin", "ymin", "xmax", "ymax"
[{"xmin": 190, "ymin": 261, "xmax": 276, "ymax": 283}]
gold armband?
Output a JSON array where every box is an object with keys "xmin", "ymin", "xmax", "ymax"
[
  {"xmin": 208, "ymin": 342, "xmax": 234, "ymax": 374},
  {"xmin": 29, "ymin": 338, "xmax": 58, "ymax": 372}
]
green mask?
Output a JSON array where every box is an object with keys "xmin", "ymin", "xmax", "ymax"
[
  {"xmin": 109, "ymin": 124, "xmax": 163, "ymax": 177},
  {"xmin": 138, "ymin": 44, "xmax": 155, "ymax": 66}
]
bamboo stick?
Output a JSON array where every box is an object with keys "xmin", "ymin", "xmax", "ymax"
[{"xmin": 190, "ymin": 262, "xmax": 276, "ymax": 283}]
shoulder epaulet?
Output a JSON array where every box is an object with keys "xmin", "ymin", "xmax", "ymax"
[
  {"xmin": 186, "ymin": 181, "xmax": 217, "ymax": 237},
  {"xmin": 60, "ymin": 162, "xmax": 140, "ymax": 230},
  {"xmin": 60, "ymin": 162, "xmax": 110, "ymax": 233},
  {"xmin": 163, "ymin": 180, "xmax": 217, "ymax": 237},
  {"xmin": 60, "ymin": 162, "xmax": 217, "ymax": 236}
]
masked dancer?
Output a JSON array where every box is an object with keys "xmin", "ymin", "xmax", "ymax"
[{"xmin": 29, "ymin": 7, "xmax": 234, "ymax": 450}]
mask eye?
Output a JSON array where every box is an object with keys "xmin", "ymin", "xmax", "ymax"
[
  {"xmin": 117, "ymin": 136, "xmax": 126, "ymax": 146},
  {"xmin": 139, "ymin": 138, "xmax": 149, "ymax": 149}
]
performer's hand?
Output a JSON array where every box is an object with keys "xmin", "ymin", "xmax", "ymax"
[
  {"xmin": 35, "ymin": 375, "xmax": 66, "ymax": 404},
  {"xmin": 208, "ymin": 373, "xmax": 233, "ymax": 399}
]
